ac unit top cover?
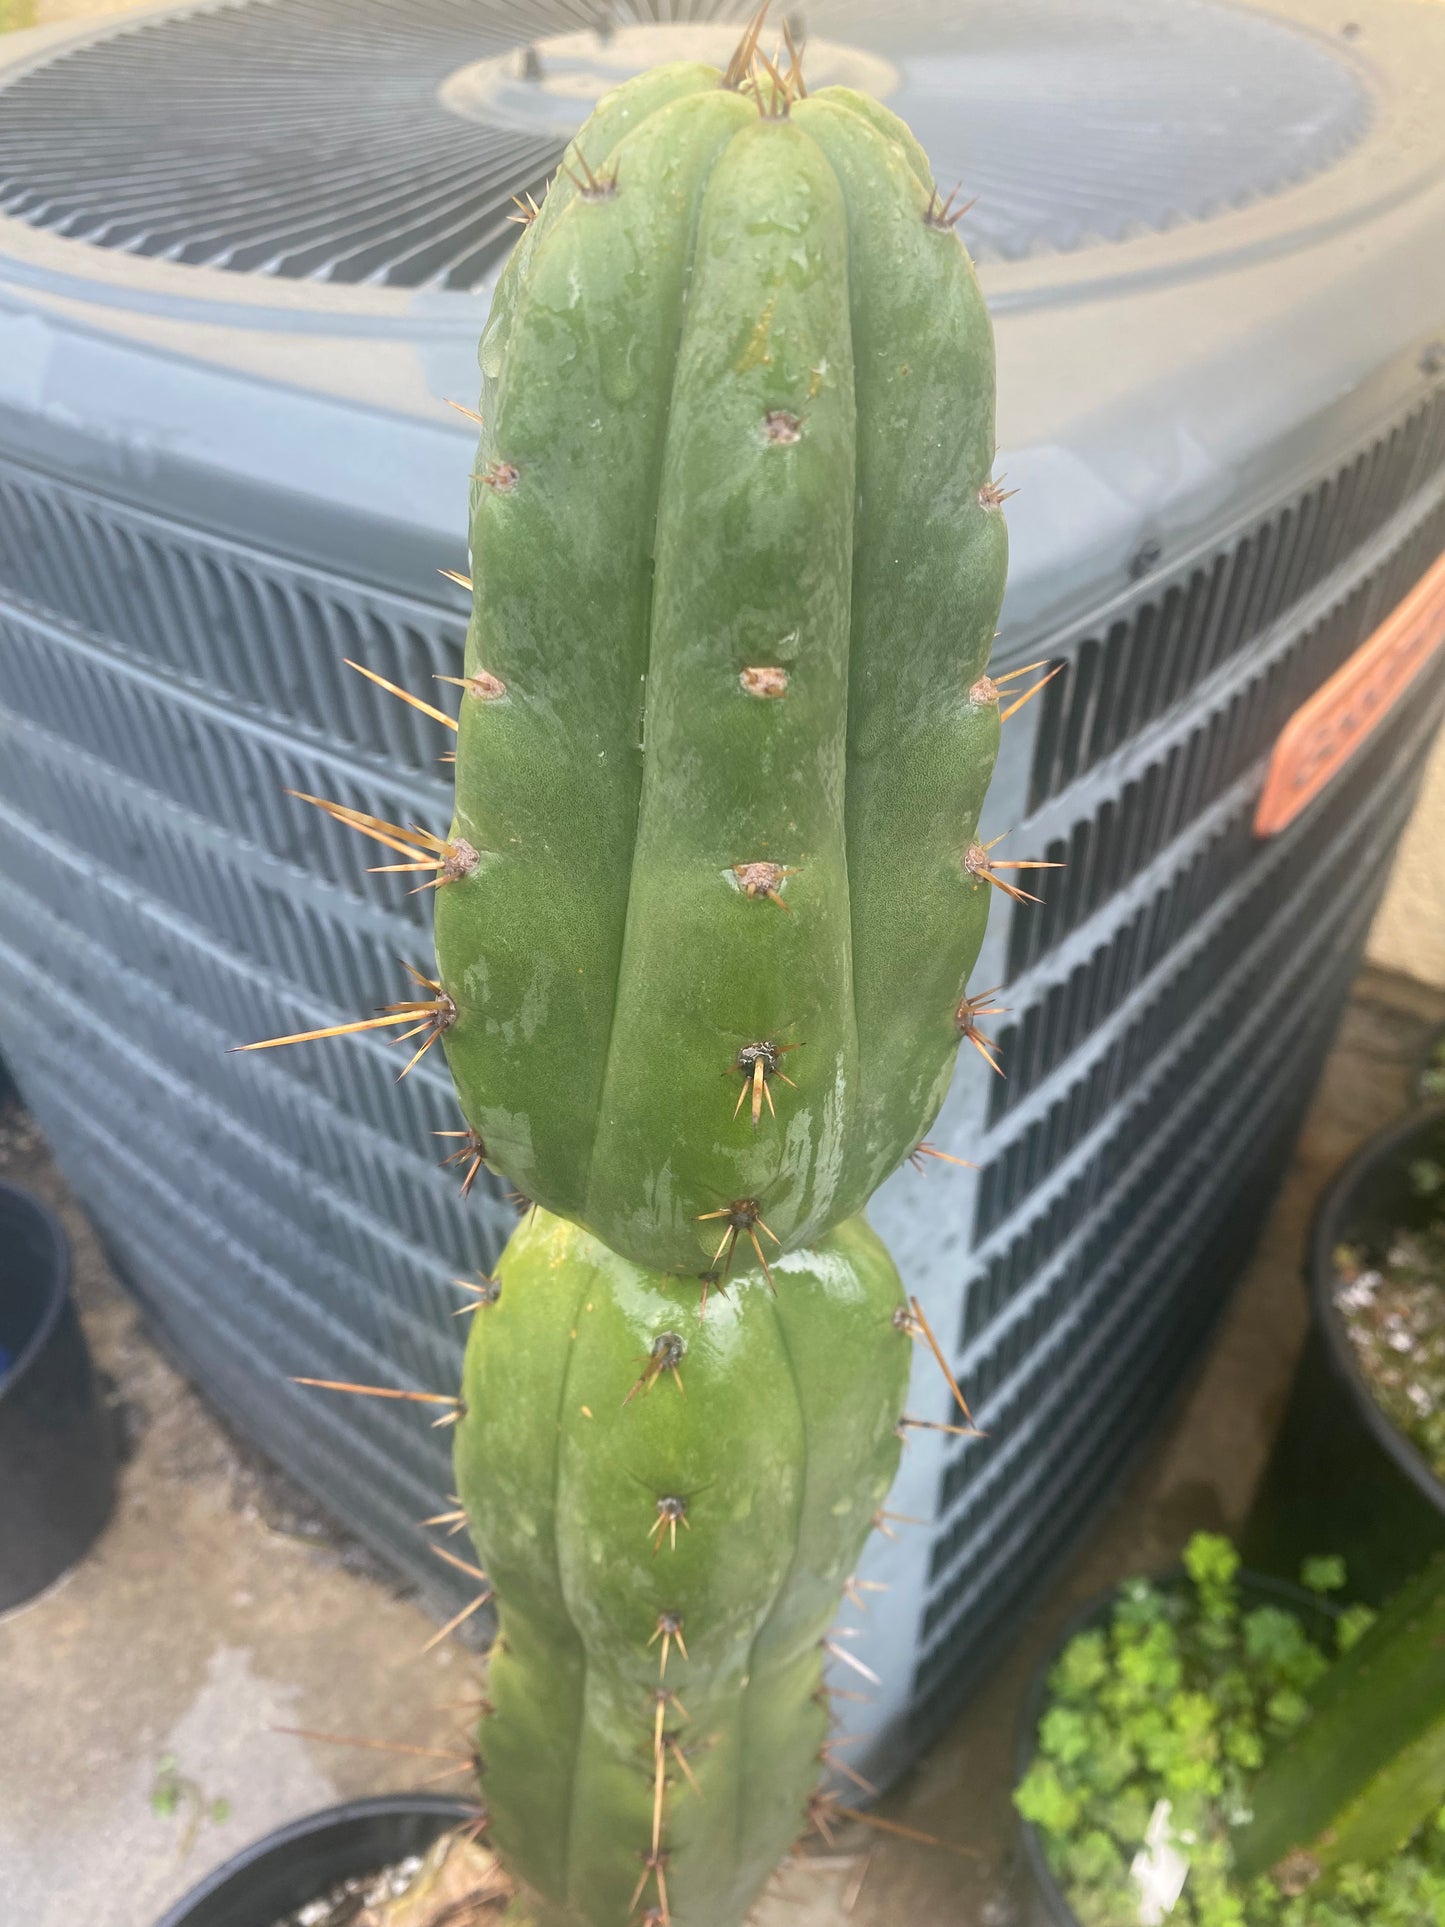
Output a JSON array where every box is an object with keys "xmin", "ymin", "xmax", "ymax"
[{"xmin": 0, "ymin": 0, "xmax": 1440, "ymax": 646}]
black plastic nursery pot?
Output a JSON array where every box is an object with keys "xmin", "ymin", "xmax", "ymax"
[
  {"xmin": 1411, "ymin": 1022, "xmax": 1445, "ymax": 1107},
  {"xmin": 0, "ymin": 1177, "xmax": 115, "ymax": 1612},
  {"xmin": 1015, "ymin": 1571, "xmax": 1340, "ymax": 1927},
  {"xmin": 154, "ymin": 1794, "xmax": 479, "ymax": 1927},
  {"xmin": 1242, "ymin": 1106, "xmax": 1445, "ymax": 1604}
]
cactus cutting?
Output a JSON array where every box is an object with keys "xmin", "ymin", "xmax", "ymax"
[
  {"xmin": 235, "ymin": 18, "xmax": 1033, "ymax": 1923},
  {"xmin": 430, "ymin": 47, "xmax": 1009, "ymax": 1275},
  {"xmin": 454, "ymin": 1209, "xmax": 911, "ymax": 1927},
  {"xmin": 437, "ymin": 51, "xmax": 1015, "ymax": 1908}
]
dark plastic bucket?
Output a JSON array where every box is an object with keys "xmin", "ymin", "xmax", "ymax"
[
  {"xmin": 1411, "ymin": 1022, "xmax": 1445, "ymax": 1107},
  {"xmin": 154, "ymin": 1795, "xmax": 479, "ymax": 1927},
  {"xmin": 0, "ymin": 1178, "xmax": 116, "ymax": 1611},
  {"xmin": 1015, "ymin": 1571, "xmax": 1340, "ymax": 1927},
  {"xmin": 1242, "ymin": 1106, "xmax": 1445, "ymax": 1603}
]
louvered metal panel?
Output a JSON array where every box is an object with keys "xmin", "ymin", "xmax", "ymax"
[
  {"xmin": 867, "ymin": 432, "xmax": 1445, "ymax": 1770},
  {"xmin": 0, "ymin": 0, "xmax": 1442, "ymax": 1791}
]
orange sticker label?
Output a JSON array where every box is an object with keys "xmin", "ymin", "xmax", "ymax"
[{"xmin": 1255, "ymin": 547, "xmax": 1445, "ymax": 837}]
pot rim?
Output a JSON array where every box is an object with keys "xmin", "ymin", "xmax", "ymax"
[
  {"xmin": 0, "ymin": 1178, "xmax": 72, "ymax": 1403},
  {"xmin": 152, "ymin": 1793, "xmax": 480, "ymax": 1927},
  {"xmin": 1306, "ymin": 1102, "xmax": 1445, "ymax": 1521}
]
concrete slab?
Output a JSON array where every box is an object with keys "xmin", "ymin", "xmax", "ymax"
[
  {"xmin": 2, "ymin": 967, "xmax": 1440, "ymax": 1927},
  {"xmin": 0, "ymin": 1106, "xmax": 476, "ymax": 1927}
]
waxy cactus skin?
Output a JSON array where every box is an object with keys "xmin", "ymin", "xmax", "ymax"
[
  {"xmin": 454, "ymin": 1209, "xmax": 910, "ymax": 1927},
  {"xmin": 241, "ymin": 43, "xmax": 1011, "ymax": 1927},
  {"xmin": 434, "ymin": 65, "xmax": 1007, "ymax": 1275}
]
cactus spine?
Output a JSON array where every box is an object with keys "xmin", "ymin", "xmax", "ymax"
[
  {"xmin": 243, "ymin": 28, "xmax": 1012, "ymax": 1926},
  {"xmin": 1232, "ymin": 1557, "xmax": 1445, "ymax": 1895}
]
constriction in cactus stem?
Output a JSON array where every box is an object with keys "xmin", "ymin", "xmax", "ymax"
[{"xmin": 696, "ymin": 1196, "xmax": 780, "ymax": 1290}]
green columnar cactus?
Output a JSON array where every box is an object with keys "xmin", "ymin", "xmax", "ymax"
[
  {"xmin": 433, "ymin": 58, "xmax": 1007, "ymax": 1275},
  {"xmin": 250, "ymin": 30, "xmax": 1011, "ymax": 1927},
  {"xmin": 453, "ymin": 1209, "xmax": 910, "ymax": 1927},
  {"xmin": 1232, "ymin": 1556, "xmax": 1445, "ymax": 1896},
  {"xmin": 432, "ymin": 48, "xmax": 1008, "ymax": 1924}
]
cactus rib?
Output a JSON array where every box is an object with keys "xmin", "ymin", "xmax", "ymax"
[
  {"xmin": 241, "ymin": 35, "xmax": 1011, "ymax": 1926},
  {"xmin": 434, "ymin": 66, "xmax": 1008, "ymax": 1273},
  {"xmin": 454, "ymin": 1208, "xmax": 910, "ymax": 1927}
]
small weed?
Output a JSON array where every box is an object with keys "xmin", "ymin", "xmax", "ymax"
[{"xmin": 150, "ymin": 1754, "xmax": 231, "ymax": 1859}]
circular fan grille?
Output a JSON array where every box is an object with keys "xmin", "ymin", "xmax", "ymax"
[{"xmin": 0, "ymin": 0, "xmax": 1370, "ymax": 290}]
